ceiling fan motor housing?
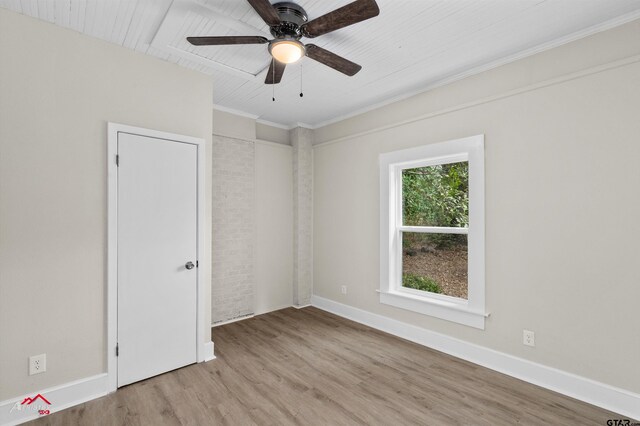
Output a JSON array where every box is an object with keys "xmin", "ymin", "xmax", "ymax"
[{"xmin": 270, "ymin": 2, "xmax": 308, "ymax": 39}]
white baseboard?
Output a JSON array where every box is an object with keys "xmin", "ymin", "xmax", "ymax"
[
  {"xmin": 292, "ymin": 303, "xmax": 311, "ymax": 309},
  {"xmin": 212, "ymin": 306, "xmax": 310, "ymax": 329},
  {"xmin": 203, "ymin": 341, "xmax": 216, "ymax": 362},
  {"xmin": 311, "ymin": 295, "xmax": 640, "ymax": 421},
  {"xmin": 211, "ymin": 314, "xmax": 254, "ymax": 328},
  {"xmin": 254, "ymin": 303, "xmax": 296, "ymax": 316},
  {"xmin": 0, "ymin": 373, "xmax": 110, "ymax": 426},
  {"xmin": 2, "ymin": 340, "xmax": 214, "ymax": 426}
]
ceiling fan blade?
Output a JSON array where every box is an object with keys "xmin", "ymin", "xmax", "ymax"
[
  {"xmin": 305, "ymin": 44, "xmax": 362, "ymax": 76},
  {"xmin": 301, "ymin": 0, "xmax": 380, "ymax": 38},
  {"xmin": 187, "ymin": 36, "xmax": 269, "ymax": 46},
  {"xmin": 247, "ymin": 0, "xmax": 281, "ymax": 26},
  {"xmin": 265, "ymin": 59, "xmax": 286, "ymax": 84}
]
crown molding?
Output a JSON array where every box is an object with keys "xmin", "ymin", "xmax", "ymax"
[
  {"xmin": 212, "ymin": 103, "xmax": 260, "ymax": 120},
  {"xmin": 255, "ymin": 118, "xmax": 292, "ymax": 130},
  {"xmin": 308, "ymin": 9, "xmax": 640, "ymax": 131}
]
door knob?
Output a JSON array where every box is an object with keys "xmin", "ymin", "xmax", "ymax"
[{"xmin": 185, "ymin": 261, "xmax": 195, "ymax": 270}]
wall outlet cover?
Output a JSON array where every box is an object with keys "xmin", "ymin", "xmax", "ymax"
[
  {"xmin": 523, "ymin": 330, "xmax": 535, "ymax": 347},
  {"xmin": 29, "ymin": 353, "xmax": 46, "ymax": 375}
]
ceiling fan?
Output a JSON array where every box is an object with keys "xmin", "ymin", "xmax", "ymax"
[{"xmin": 186, "ymin": 0, "xmax": 380, "ymax": 84}]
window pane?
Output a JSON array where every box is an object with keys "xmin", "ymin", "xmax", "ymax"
[
  {"xmin": 402, "ymin": 162, "xmax": 468, "ymax": 227},
  {"xmin": 402, "ymin": 232, "xmax": 468, "ymax": 299}
]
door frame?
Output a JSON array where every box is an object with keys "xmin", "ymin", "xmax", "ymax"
[{"xmin": 107, "ymin": 122, "xmax": 210, "ymax": 392}]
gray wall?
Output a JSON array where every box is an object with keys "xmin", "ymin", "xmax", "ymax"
[
  {"xmin": 256, "ymin": 122, "xmax": 290, "ymax": 146},
  {"xmin": 0, "ymin": 8, "xmax": 213, "ymax": 400},
  {"xmin": 255, "ymin": 141, "xmax": 294, "ymax": 315},
  {"xmin": 312, "ymin": 19, "xmax": 640, "ymax": 394}
]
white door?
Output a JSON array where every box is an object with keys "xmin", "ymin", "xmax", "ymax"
[{"xmin": 117, "ymin": 132, "xmax": 198, "ymax": 387}]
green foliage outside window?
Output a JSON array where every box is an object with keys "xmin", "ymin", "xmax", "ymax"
[
  {"xmin": 402, "ymin": 162, "xmax": 469, "ymax": 248},
  {"xmin": 402, "ymin": 162, "xmax": 468, "ymax": 227},
  {"xmin": 402, "ymin": 273, "xmax": 442, "ymax": 294}
]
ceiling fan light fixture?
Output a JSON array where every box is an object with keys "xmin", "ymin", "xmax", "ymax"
[{"xmin": 269, "ymin": 39, "xmax": 305, "ymax": 64}]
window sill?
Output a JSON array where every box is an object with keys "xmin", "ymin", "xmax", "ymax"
[{"xmin": 378, "ymin": 290, "xmax": 488, "ymax": 329}]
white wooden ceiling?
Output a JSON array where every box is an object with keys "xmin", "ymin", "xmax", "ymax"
[{"xmin": 2, "ymin": 0, "xmax": 640, "ymax": 128}]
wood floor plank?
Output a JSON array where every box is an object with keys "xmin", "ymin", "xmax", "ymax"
[{"xmin": 29, "ymin": 307, "xmax": 629, "ymax": 425}]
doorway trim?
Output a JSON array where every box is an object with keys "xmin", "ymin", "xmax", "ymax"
[{"xmin": 107, "ymin": 122, "xmax": 212, "ymax": 393}]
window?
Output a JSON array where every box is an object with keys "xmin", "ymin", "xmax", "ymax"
[{"xmin": 379, "ymin": 135, "xmax": 486, "ymax": 329}]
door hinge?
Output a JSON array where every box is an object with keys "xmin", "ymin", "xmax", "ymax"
[
  {"xmin": 116, "ymin": 343, "xmax": 119, "ymax": 357},
  {"xmin": 196, "ymin": 260, "xmax": 199, "ymax": 268},
  {"xmin": 116, "ymin": 154, "xmax": 119, "ymax": 167}
]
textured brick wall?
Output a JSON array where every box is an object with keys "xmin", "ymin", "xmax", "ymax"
[
  {"xmin": 292, "ymin": 128, "xmax": 313, "ymax": 306},
  {"xmin": 211, "ymin": 135, "xmax": 255, "ymax": 323}
]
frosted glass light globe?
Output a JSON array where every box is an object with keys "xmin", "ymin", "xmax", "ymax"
[{"xmin": 269, "ymin": 40, "xmax": 305, "ymax": 64}]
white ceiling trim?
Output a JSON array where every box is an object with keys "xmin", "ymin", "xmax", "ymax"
[
  {"xmin": 255, "ymin": 118, "xmax": 294, "ymax": 130},
  {"xmin": 304, "ymin": 8, "xmax": 640, "ymax": 130},
  {"xmin": 213, "ymin": 103, "xmax": 260, "ymax": 119},
  {"xmin": 255, "ymin": 119, "xmax": 315, "ymax": 130},
  {"xmin": 213, "ymin": 104, "xmax": 315, "ymax": 130},
  {"xmin": 151, "ymin": 0, "xmax": 271, "ymax": 80}
]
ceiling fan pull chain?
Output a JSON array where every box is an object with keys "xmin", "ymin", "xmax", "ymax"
[
  {"xmin": 300, "ymin": 64, "xmax": 304, "ymax": 98},
  {"xmin": 272, "ymin": 58, "xmax": 276, "ymax": 102}
]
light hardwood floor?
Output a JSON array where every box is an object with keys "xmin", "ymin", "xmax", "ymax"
[{"xmin": 31, "ymin": 307, "xmax": 625, "ymax": 425}]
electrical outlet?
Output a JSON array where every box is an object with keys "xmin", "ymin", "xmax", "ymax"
[
  {"xmin": 29, "ymin": 354, "xmax": 46, "ymax": 375},
  {"xmin": 341, "ymin": 285, "xmax": 347, "ymax": 295},
  {"xmin": 523, "ymin": 330, "xmax": 535, "ymax": 347}
]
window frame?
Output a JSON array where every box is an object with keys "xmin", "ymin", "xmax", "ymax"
[{"xmin": 379, "ymin": 135, "xmax": 487, "ymax": 329}]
